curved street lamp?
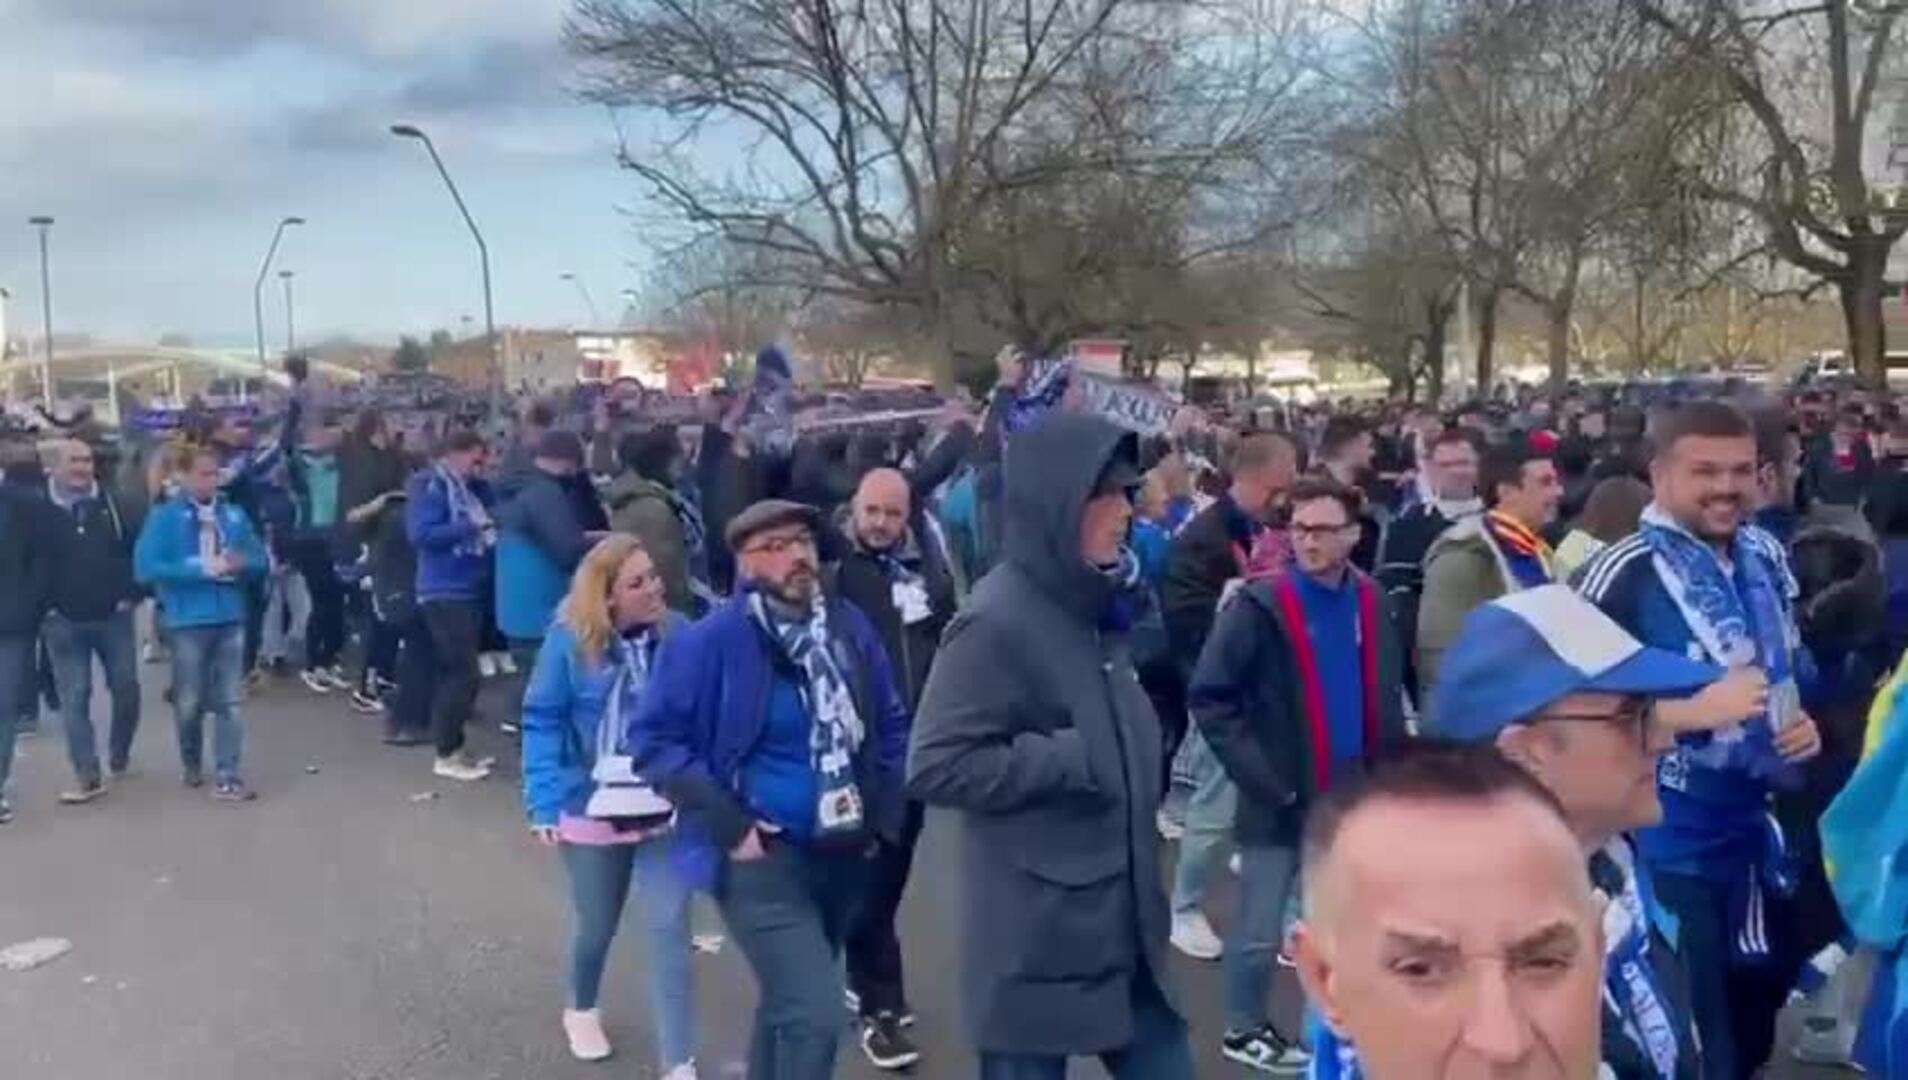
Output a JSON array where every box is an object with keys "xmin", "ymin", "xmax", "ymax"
[
  {"xmin": 391, "ymin": 123, "xmax": 498, "ymax": 410},
  {"xmin": 253, "ymin": 216, "xmax": 305, "ymax": 372}
]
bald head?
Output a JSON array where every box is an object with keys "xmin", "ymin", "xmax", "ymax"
[{"xmin": 853, "ymin": 468, "xmax": 912, "ymax": 551}]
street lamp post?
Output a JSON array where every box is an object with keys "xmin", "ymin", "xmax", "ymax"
[
  {"xmin": 28, "ymin": 216, "xmax": 54, "ymax": 406},
  {"xmin": 280, "ymin": 269, "xmax": 297, "ymax": 354},
  {"xmin": 391, "ymin": 124, "xmax": 499, "ymax": 413},
  {"xmin": 560, "ymin": 272, "xmax": 602, "ymax": 327},
  {"xmin": 253, "ymin": 216, "xmax": 306, "ymax": 398}
]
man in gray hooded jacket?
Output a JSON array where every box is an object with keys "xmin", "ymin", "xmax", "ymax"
[{"xmin": 909, "ymin": 412, "xmax": 1190, "ymax": 1079}]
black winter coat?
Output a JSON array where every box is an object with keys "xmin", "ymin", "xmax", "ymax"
[{"xmin": 1188, "ymin": 574, "xmax": 1410, "ymax": 847}]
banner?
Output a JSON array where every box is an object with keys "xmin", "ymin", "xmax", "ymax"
[{"xmin": 1073, "ymin": 372, "xmax": 1180, "ymax": 436}]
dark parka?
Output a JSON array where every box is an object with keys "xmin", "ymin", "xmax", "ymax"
[{"xmin": 908, "ymin": 414, "xmax": 1177, "ymax": 1056}]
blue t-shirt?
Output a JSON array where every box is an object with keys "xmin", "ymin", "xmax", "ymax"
[
  {"xmin": 740, "ymin": 675, "xmax": 819, "ymax": 838},
  {"xmin": 1294, "ymin": 570, "xmax": 1365, "ymax": 772}
]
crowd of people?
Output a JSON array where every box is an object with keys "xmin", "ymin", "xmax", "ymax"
[{"xmin": 4, "ymin": 348, "xmax": 1908, "ymax": 1079}]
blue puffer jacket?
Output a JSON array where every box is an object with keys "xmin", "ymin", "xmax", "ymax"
[
  {"xmin": 404, "ymin": 466, "xmax": 494, "ymax": 602},
  {"xmin": 133, "ymin": 495, "xmax": 269, "ymax": 629},
  {"xmin": 521, "ymin": 615, "xmax": 688, "ymax": 828},
  {"xmin": 629, "ymin": 588, "xmax": 910, "ymax": 887}
]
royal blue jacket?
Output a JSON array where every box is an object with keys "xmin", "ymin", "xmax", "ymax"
[
  {"xmin": 133, "ymin": 495, "xmax": 268, "ymax": 629},
  {"xmin": 629, "ymin": 589, "xmax": 910, "ymax": 886},
  {"xmin": 404, "ymin": 467, "xmax": 494, "ymax": 602},
  {"xmin": 1577, "ymin": 527, "xmax": 1815, "ymax": 879},
  {"xmin": 520, "ymin": 615, "xmax": 688, "ymax": 828}
]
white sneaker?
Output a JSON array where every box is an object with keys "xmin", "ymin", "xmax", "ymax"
[
  {"xmin": 497, "ymin": 652, "xmax": 519, "ymax": 676},
  {"xmin": 434, "ymin": 754, "xmax": 492, "ymax": 782},
  {"xmin": 1171, "ymin": 910, "xmax": 1224, "ymax": 961},
  {"xmin": 562, "ymin": 1008, "xmax": 613, "ymax": 1062},
  {"xmin": 478, "ymin": 653, "xmax": 499, "ymax": 679},
  {"xmin": 1229, "ymin": 851, "xmax": 1242, "ymax": 875},
  {"xmin": 661, "ymin": 1062, "xmax": 698, "ymax": 1080}
]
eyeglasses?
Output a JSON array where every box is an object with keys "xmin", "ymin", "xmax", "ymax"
[
  {"xmin": 1291, "ymin": 522, "xmax": 1355, "ymax": 539},
  {"xmin": 1533, "ymin": 700, "xmax": 1653, "ymax": 748},
  {"xmin": 743, "ymin": 533, "xmax": 816, "ymax": 557}
]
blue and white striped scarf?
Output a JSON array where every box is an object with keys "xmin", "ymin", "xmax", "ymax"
[
  {"xmin": 1638, "ymin": 504, "xmax": 1796, "ymax": 782},
  {"xmin": 433, "ymin": 463, "xmax": 493, "ymax": 559},
  {"xmin": 749, "ymin": 591, "xmax": 866, "ymax": 838}
]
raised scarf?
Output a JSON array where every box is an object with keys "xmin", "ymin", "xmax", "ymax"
[
  {"xmin": 748, "ymin": 592, "xmax": 867, "ymax": 839},
  {"xmin": 1272, "ymin": 571, "xmax": 1380, "ymax": 793}
]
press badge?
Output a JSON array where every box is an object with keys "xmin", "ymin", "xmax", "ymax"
[{"xmin": 892, "ymin": 579, "xmax": 932, "ymax": 625}]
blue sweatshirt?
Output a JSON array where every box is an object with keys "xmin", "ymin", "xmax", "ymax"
[
  {"xmin": 1293, "ymin": 569, "xmax": 1366, "ymax": 773},
  {"xmin": 404, "ymin": 467, "xmax": 493, "ymax": 602},
  {"xmin": 133, "ymin": 495, "xmax": 268, "ymax": 629}
]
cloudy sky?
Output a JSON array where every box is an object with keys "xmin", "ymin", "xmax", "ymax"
[{"xmin": 0, "ymin": 0, "xmax": 656, "ymax": 346}]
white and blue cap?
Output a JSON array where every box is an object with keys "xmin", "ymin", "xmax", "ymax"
[{"xmin": 1428, "ymin": 584, "xmax": 1720, "ymax": 742}]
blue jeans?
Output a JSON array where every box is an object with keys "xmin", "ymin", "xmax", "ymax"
[
  {"xmin": 1225, "ymin": 844, "xmax": 1301, "ymax": 1035},
  {"xmin": 169, "ymin": 624, "xmax": 246, "ymax": 782},
  {"xmin": 42, "ymin": 610, "xmax": 141, "ymax": 783},
  {"xmin": 716, "ymin": 839, "xmax": 871, "ymax": 1080},
  {"xmin": 561, "ymin": 837, "xmax": 698, "ymax": 1070},
  {"xmin": 0, "ymin": 636, "xmax": 31, "ymax": 795},
  {"xmin": 978, "ymin": 966, "xmax": 1193, "ymax": 1080},
  {"xmin": 1170, "ymin": 729, "xmax": 1237, "ymax": 915}
]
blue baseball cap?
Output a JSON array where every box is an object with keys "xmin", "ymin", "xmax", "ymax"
[{"xmin": 1427, "ymin": 585, "xmax": 1720, "ymax": 741}]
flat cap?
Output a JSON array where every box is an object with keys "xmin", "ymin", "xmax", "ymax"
[{"xmin": 726, "ymin": 498, "xmax": 821, "ymax": 551}]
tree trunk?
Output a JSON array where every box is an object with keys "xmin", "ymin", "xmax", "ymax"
[
  {"xmin": 1474, "ymin": 285, "xmax": 1501, "ymax": 395},
  {"xmin": 1546, "ymin": 301, "xmax": 1571, "ymax": 398},
  {"xmin": 1841, "ymin": 238, "xmax": 1889, "ymax": 388},
  {"xmin": 1423, "ymin": 295, "xmax": 1451, "ymax": 405}
]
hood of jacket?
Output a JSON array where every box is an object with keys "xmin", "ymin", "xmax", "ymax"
[
  {"xmin": 1001, "ymin": 413, "xmax": 1137, "ymax": 619},
  {"xmin": 605, "ymin": 470, "xmax": 678, "ymax": 512}
]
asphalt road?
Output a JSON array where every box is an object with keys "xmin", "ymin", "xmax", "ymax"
[{"xmin": 0, "ymin": 664, "xmax": 1844, "ymax": 1079}]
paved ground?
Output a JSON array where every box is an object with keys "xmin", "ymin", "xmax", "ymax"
[{"xmin": 0, "ymin": 663, "xmax": 1845, "ymax": 1079}]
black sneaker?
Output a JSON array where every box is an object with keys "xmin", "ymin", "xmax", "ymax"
[
  {"xmin": 1220, "ymin": 1026, "xmax": 1309, "ymax": 1075},
  {"xmin": 183, "ymin": 770, "xmax": 205, "ymax": 789},
  {"xmin": 860, "ymin": 1013, "xmax": 921, "ymax": 1071},
  {"xmin": 349, "ymin": 690, "xmax": 384, "ymax": 714}
]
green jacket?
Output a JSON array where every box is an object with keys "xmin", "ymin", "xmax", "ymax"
[{"xmin": 604, "ymin": 472, "xmax": 694, "ymax": 614}]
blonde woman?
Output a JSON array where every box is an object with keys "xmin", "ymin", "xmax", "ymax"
[{"xmin": 521, "ymin": 535, "xmax": 696, "ymax": 1074}]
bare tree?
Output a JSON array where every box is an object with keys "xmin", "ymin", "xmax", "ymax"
[
  {"xmin": 1630, "ymin": 0, "xmax": 1908, "ymax": 384},
  {"xmin": 642, "ymin": 235, "xmax": 798, "ymax": 367},
  {"xmin": 568, "ymin": 0, "xmax": 1312, "ymax": 383}
]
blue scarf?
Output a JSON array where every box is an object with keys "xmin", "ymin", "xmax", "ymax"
[
  {"xmin": 1594, "ymin": 840, "xmax": 1681, "ymax": 1077},
  {"xmin": 1002, "ymin": 358, "xmax": 1072, "ymax": 440},
  {"xmin": 433, "ymin": 463, "xmax": 493, "ymax": 560},
  {"xmin": 1637, "ymin": 504, "xmax": 1796, "ymax": 784},
  {"xmin": 1097, "ymin": 545, "xmax": 1145, "ymax": 633},
  {"xmin": 748, "ymin": 592, "xmax": 866, "ymax": 839}
]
